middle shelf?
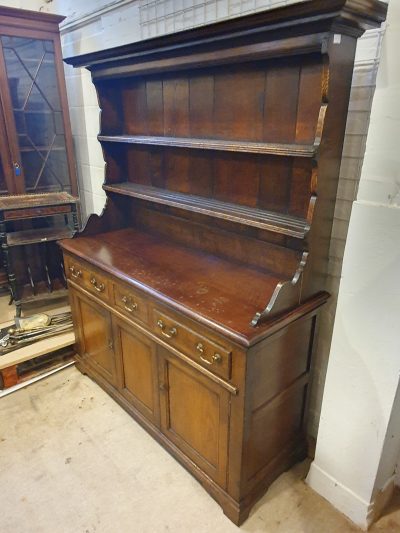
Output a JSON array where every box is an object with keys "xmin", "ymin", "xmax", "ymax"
[
  {"xmin": 98, "ymin": 134, "xmax": 316, "ymax": 157},
  {"xmin": 103, "ymin": 182, "xmax": 310, "ymax": 238}
]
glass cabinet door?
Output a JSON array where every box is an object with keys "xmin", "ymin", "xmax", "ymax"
[{"xmin": 0, "ymin": 35, "xmax": 71, "ymax": 194}]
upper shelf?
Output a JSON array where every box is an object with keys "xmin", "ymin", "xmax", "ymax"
[
  {"xmin": 98, "ymin": 135, "xmax": 316, "ymax": 158},
  {"xmin": 6, "ymin": 226, "xmax": 74, "ymax": 247},
  {"xmin": 103, "ymin": 182, "xmax": 309, "ymax": 238}
]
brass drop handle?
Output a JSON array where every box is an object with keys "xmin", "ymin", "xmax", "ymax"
[
  {"xmin": 196, "ymin": 343, "xmax": 222, "ymax": 365},
  {"xmin": 121, "ymin": 295, "xmax": 138, "ymax": 313},
  {"xmin": 90, "ymin": 276, "xmax": 105, "ymax": 292},
  {"xmin": 69, "ymin": 265, "xmax": 82, "ymax": 279},
  {"xmin": 157, "ymin": 319, "xmax": 177, "ymax": 339}
]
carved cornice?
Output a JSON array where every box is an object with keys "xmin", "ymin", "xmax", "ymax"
[{"xmin": 64, "ymin": 0, "xmax": 387, "ymax": 68}]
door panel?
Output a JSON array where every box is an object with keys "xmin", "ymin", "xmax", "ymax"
[
  {"xmin": 72, "ymin": 288, "xmax": 117, "ymax": 386},
  {"xmin": 0, "ymin": 34, "xmax": 70, "ymax": 194},
  {"xmin": 158, "ymin": 346, "xmax": 229, "ymax": 487},
  {"xmin": 113, "ymin": 316, "xmax": 160, "ymax": 425}
]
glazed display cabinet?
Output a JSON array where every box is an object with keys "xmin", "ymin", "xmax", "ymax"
[{"xmin": 0, "ymin": 7, "xmax": 78, "ymax": 310}]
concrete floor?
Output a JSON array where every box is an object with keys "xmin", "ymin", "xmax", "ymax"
[{"xmin": 1, "ymin": 366, "xmax": 400, "ymax": 533}]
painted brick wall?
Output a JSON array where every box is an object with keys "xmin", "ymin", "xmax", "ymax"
[{"xmin": 50, "ymin": 0, "xmax": 387, "ymax": 437}]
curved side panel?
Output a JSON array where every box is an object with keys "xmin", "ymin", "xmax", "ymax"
[{"xmin": 251, "ymin": 251, "xmax": 308, "ymax": 327}]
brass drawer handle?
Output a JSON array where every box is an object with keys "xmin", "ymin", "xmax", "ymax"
[
  {"xmin": 69, "ymin": 265, "xmax": 82, "ymax": 279},
  {"xmin": 121, "ymin": 295, "xmax": 138, "ymax": 313},
  {"xmin": 157, "ymin": 319, "xmax": 177, "ymax": 339},
  {"xmin": 90, "ymin": 276, "xmax": 105, "ymax": 292},
  {"xmin": 196, "ymin": 343, "xmax": 222, "ymax": 365}
]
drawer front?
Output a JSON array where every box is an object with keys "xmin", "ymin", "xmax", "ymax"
[
  {"xmin": 152, "ymin": 308, "xmax": 231, "ymax": 380},
  {"xmin": 65, "ymin": 255, "xmax": 110, "ymax": 302},
  {"xmin": 113, "ymin": 282, "xmax": 148, "ymax": 324}
]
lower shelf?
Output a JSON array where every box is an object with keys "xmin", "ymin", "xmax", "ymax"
[
  {"xmin": 6, "ymin": 226, "xmax": 74, "ymax": 247},
  {"xmin": 17, "ymin": 281, "xmax": 68, "ymax": 305},
  {"xmin": 103, "ymin": 182, "xmax": 309, "ymax": 238}
]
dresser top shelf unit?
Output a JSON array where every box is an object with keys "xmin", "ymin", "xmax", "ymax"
[{"xmin": 63, "ymin": 0, "xmax": 387, "ymax": 330}]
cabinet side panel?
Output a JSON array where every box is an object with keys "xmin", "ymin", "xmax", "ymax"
[
  {"xmin": 250, "ymin": 317, "xmax": 313, "ymax": 410},
  {"xmin": 242, "ymin": 314, "xmax": 316, "ymax": 491}
]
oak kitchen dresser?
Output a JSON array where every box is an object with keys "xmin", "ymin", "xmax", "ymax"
[{"xmin": 59, "ymin": 0, "xmax": 387, "ymax": 525}]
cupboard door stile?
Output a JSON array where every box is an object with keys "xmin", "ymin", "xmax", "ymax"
[{"xmin": 112, "ymin": 315, "xmax": 160, "ymax": 426}]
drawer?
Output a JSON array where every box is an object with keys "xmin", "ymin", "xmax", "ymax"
[
  {"xmin": 64, "ymin": 255, "xmax": 110, "ymax": 302},
  {"xmin": 113, "ymin": 281, "xmax": 148, "ymax": 324},
  {"xmin": 152, "ymin": 308, "xmax": 231, "ymax": 380}
]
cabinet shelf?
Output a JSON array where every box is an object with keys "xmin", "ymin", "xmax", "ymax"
[
  {"xmin": 98, "ymin": 134, "xmax": 316, "ymax": 158},
  {"xmin": 6, "ymin": 225, "xmax": 74, "ymax": 247},
  {"xmin": 19, "ymin": 282, "xmax": 68, "ymax": 305},
  {"xmin": 103, "ymin": 182, "xmax": 309, "ymax": 238}
]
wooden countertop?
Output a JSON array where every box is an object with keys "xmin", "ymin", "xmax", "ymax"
[{"xmin": 60, "ymin": 227, "xmax": 328, "ymax": 345}]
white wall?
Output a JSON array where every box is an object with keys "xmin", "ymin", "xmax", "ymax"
[
  {"xmin": 0, "ymin": 0, "xmax": 46, "ymax": 8},
  {"xmin": 307, "ymin": 0, "xmax": 400, "ymax": 528}
]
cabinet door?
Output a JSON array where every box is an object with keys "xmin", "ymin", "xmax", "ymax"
[
  {"xmin": 0, "ymin": 30, "xmax": 77, "ymax": 195},
  {"xmin": 158, "ymin": 347, "xmax": 230, "ymax": 487},
  {"xmin": 113, "ymin": 316, "xmax": 160, "ymax": 426},
  {"xmin": 71, "ymin": 288, "xmax": 117, "ymax": 386}
]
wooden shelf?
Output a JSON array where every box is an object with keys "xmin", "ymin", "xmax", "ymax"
[
  {"xmin": 103, "ymin": 182, "xmax": 309, "ymax": 238},
  {"xmin": 0, "ymin": 191, "xmax": 77, "ymax": 210},
  {"xmin": 6, "ymin": 226, "xmax": 74, "ymax": 247},
  {"xmin": 98, "ymin": 135, "xmax": 316, "ymax": 158},
  {"xmin": 18, "ymin": 282, "xmax": 68, "ymax": 305}
]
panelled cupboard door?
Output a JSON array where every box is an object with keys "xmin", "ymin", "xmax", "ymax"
[
  {"xmin": 158, "ymin": 346, "xmax": 230, "ymax": 487},
  {"xmin": 71, "ymin": 288, "xmax": 117, "ymax": 386},
  {"xmin": 113, "ymin": 316, "xmax": 160, "ymax": 426}
]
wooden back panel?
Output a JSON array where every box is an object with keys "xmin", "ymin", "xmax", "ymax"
[
  {"xmin": 99, "ymin": 57, "xmax": 323, "ymax": 144},
  {"xmin": 98, "ymin": 57, "xmax": 323, "ymax": 223}
]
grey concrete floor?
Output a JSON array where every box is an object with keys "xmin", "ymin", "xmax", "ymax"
[{"xmin": 1, "ymin": 366, "xmax": 400, "ymax": 533}]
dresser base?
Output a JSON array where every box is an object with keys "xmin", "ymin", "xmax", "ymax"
[{"xmin": 75, "ymin": 355, "xmax": 307, "ymax": 525}]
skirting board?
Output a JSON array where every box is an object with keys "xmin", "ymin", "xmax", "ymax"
[{"xmin": 306, "ymin": 462, "xmax": 395, "ymax": 530}]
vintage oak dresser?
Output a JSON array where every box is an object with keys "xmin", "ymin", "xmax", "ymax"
[{"xmin": 59, "ymin": 0, "xmax": 387, "ymax": 524}]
